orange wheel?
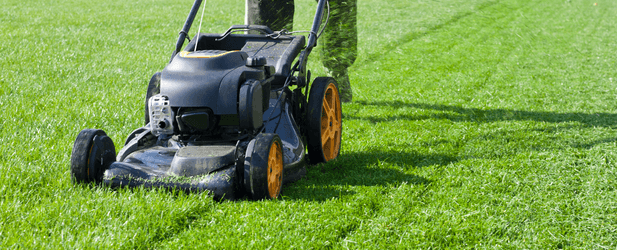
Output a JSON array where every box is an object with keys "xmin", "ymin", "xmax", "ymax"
[
  {"xmin": 267, "ymin": 140, "xmax": 283, "ymax": 198},
  {"xmin": 307, "ymin": 77, "xmax": 342, "ymax": 164},
  {"xmin": 243, "ymin": 133, "xmax": 284, "ymax": 200}
]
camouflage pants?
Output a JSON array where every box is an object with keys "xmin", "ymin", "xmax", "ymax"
[{"xmin": 245, "ymin": 0, "xmax": 356, "ymax": 101}]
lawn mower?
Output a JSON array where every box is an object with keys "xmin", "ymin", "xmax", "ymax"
[{"xmin": 70, "ymin": 0, "xmax": 342, "ymax": 200}]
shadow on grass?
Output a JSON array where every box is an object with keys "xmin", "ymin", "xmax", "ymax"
[
  {"xmin": 350, "ymin": 100, "xmax": 617, "ymax": 128},
  {"xmin": 283, "ymin": 149, "xmax": 456, "ymax": 201},
  {"xmin": 575, "ymin": 137, "xmax": 617, "ymax": 149}
]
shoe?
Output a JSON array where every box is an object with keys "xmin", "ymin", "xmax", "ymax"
[{"xmin": 332, "ymin": 70, "xmax": 352, "ymax": 103}]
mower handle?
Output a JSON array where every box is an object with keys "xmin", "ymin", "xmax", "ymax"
[
  {"xmin": 174, "ymin": 0, "xmax": 203, "ymax": 56},
  {"xmin": 222, "ymin": 25, "xmax": 274, "ymax": 35},
  {"xmin": 215, "ymin": 25, "xmax": 275, "ymax": 41},
  {"xmin": 296, "ymin": 0, "xmax": 327, "ymax": 77},
  {"xmin": 306, "ymin": 0, "xmax": 327, "ymax": 50}
]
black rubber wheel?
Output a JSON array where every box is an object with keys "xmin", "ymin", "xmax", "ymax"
[
  {"xmin": 306, "ymin": 77, "xmax": 342, "ymax": 164},
  {"xmin": 243, "ymin": 133, "xmax": 284, "ymax": 200},
  {"xmin": 70, "ymin": 129, "xmax": 116, "ymax": 184},
  {"xmin": 144, "ymin": 72, "xmax": 161, "ymax": 125}
]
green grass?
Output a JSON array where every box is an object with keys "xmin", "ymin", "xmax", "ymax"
[{"xmin": 1, "ymin": 0, "xmax": 617, "ymax": 248}]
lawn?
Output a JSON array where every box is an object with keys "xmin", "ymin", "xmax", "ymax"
[{"xmin": 1, "ymin": 0, "xmax": 616, "ymax": 248}]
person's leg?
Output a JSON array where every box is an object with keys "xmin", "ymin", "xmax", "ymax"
[
  {"xmin": 321, "ymin": 0, "xmax": 357, "ymax": 102},
  {"xmin": 245, "ymin": 0, "xmax": 294, "ymax": 31}
]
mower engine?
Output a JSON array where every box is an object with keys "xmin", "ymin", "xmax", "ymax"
[{"xmin": 151, "ymin": 49, "xmax": 273, "ymax": 140}]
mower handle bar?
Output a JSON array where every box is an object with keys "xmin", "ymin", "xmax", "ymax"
[
  {"xmin": 173, "ymin": 0, "xmax": 328, "ymax": 67},
  {"xmin": 306, "ymin": 0, "xmax": 327, "ymax": 50},
  {"xmin": 174, "ymin": 0, "xmax": 203, "ymax": 55},
  {"xmin": 295, "ymin": 0, "xmax": 327, "ymax": 76},
  {"xmin": 215, "ymin": 25, "xmax": 274, "ymax": 41}
]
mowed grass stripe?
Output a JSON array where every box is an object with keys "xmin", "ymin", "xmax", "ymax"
[
  {"xmin": 343, "ymin": 0, "xmax": 617, "ymax": 248},
  {"xmin": 341, "ymin": 1, "xmax": 539, "ymax": 247}
]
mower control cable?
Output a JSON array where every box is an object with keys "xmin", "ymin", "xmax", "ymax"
[
  {"xmin": 266, "ymin": 29, "xmax": 316, "ymax": 40},
  {"xmin": 194, "ymin": 0, "xmax": 208, "ymax": 52}
]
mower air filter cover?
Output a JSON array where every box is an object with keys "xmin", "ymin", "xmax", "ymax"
[
  {"xmin": 181, "ymin": 109, "xmax": 213, "ymax": 131},
  {"xmin": 239, "ymin": 80, "xmax": 264, "ymax": 131}
]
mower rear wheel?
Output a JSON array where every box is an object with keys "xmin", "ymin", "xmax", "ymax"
[
  {"xmin": 70, "ymin": 129, "xmax": 116, "ymax": 184},
  {"xmin": 244, "ymin": 133, "xmax": 284, "ymax": 200},
  {"xmin": 144, "ymin": 72, "xmax": 161, "ymax": 125},
  {"xmin": 307, "ymin": 77, "xmax": 342, "ymax": 164}
]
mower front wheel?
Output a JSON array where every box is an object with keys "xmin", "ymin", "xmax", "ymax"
[
  {"xmin": 70, "ymin": 129, "xmax": 116, "ymax": 184},
  {"xmin": 306, "ymin": 77, "xmax": 342, "ymax": 164},
  {"xmin": 244, "ymin": 133, "xmax": 284, "ymax": 200}
]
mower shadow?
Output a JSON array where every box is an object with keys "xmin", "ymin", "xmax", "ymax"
[
  {"xmin": 349, "ymin": 100, "xmax": 617, "ymax": 128},
  {"xmin": 282, "ymin": 149, "xmax": 454, "ymax": 201}
]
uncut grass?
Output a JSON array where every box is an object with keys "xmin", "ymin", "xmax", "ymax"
[{"xmin": 1, "ymin": 0, "xmax": 617, "ymax": 248}]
